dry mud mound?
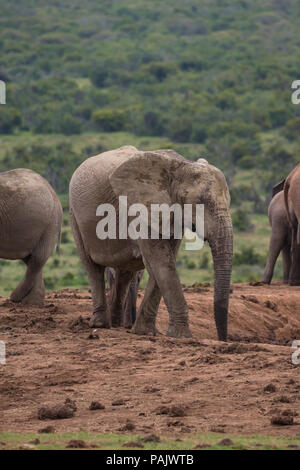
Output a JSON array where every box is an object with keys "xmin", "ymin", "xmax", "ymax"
[{"xmin": 0, "ymin": 282, "xmax": 300, "ymax": 437}]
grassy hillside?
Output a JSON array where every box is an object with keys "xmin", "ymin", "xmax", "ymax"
[{"xmin": 0, "ymin": 0, "xmax": 299, "ymax": 292}]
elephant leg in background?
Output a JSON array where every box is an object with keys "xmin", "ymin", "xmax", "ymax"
[
  {"xmin": 289, "ymin": 227, "xmax": 300, "ymax": 285},
  {"xmin": 134, "ymin": 239, "xmax": 191, "ymax": 338},
  {"xmin": 123, "ymin": 274, "xmax": 139, "ymax": 328},
  {"xmin": 262, "ymin": 232, "xmax": 286, "ymax": 284},
  {"xmin": 109, "ymin": 269, "xmax": 134, "ymax": 327},
  {"xmin": 282, "ymin": 243, "xmax": 292, "ymax": 284},
  {"xmin": 10, "ymin": 229, "xmax": 54, "ymax": 305},
  {"xmin": 70, "ymin": 210, "xmax": 109, "ymax": 328}
]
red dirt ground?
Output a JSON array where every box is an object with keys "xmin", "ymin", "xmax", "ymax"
[{"xmin": 0, "ymin": 282, "xmax": 300, "ymax": 437}]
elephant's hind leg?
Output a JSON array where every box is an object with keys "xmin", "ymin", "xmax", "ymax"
[
  {"xmin": 70, "ymin": 210, "xmax": 109, "ymax": 328},
  {"xmin": 10, "ymin": 250, "xmax": 46, "ymax": 306},
  {"xmin": 282, "ymin": 243, "xmax": 292, "ymax": 283},
  {"xmin": 262, "ymin": 232, "xmax": 285, "ymax": 284},
  {"xmin": 109, "ymin": 269, "xmax": 134, "ymax": 327}
]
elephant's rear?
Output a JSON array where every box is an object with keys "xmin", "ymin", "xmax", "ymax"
[{"xmin": 0, "ymin": 169, "xmax": 62, "ymax": 260}]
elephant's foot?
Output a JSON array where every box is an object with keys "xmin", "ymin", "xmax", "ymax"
[
  {"xmin": 11, "ymin": 282, "xmax": 45, "ymax": 306},
  {"xmin": 166, "ymin": 324, "xmax": 192, "ymax": 339},
  {"xmin": 89, "ymin": 308, "xmax": 110, "ymax": 329},
  {"xmin": 131, "ymin": 317, "xmax": 159, "ymax": 336}
]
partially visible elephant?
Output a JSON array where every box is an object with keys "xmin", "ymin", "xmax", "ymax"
[
  {"xmin": 262, "ymin": 189, "xmax": 293, "ymax": 284},
  {"xmin": 284, "ymin": 164, "xmax": 300, "ymax": 285},
  {"xmin": 0, "ymin": 169, "xmax": 63, "ymax": 305},
  {"xmin": 105, "ymin": 268, "xmax": 144, "ymax": 328},
  {"xmin": 70, "ymin": 146, "xmax": 233, "ymax": 340}
]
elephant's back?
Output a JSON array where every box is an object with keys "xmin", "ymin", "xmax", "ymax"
[
  {"xmin": 69, "ymin": 145, "xmax": 140, "ymax": 212},
  {"xmin": 0, "ymin": 168, "xmax": 53, "ymax": 198},
  {"xmin": 70, "ymin": 146, "xmax": 140, "ymax": 187}
]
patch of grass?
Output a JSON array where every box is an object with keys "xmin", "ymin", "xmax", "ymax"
[{"xmin": 0, "ymin": 431, "xmax": 299, "ymax": 450}]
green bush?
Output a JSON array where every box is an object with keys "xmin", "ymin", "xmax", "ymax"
[
  {"xmin": 233, "ymin": 247, "xmax": 264, "ymax": 267},
  {"xmin": 232, "ymin": 210, "xmax": 253, "ymax": 232},
  {"xmin": 0, "ymin": 107, "xmax": 21, "ymax": 133},
  {"xmin": 92, "ymin": 108, "xmax": 127, "ymax": 132}
]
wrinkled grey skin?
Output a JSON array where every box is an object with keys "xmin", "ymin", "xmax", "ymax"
[
  {"xmin": 69, "ymin": 146, "xmax": 233, "ymax": 340},
  {"xmin": 0, "ymin": 169, "xmax": 63, "ymax": 305},
  {"xmin": 262, "ymin": 190, "xmax": 293, "ymax": 284},
  {"xmin": 105, "ymin": 267, "xmax": 143, "ymax": 328}
]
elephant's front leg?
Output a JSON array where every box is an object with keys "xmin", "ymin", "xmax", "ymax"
[
  {"xmin": 138, "ymin": 239, "xmax": 191, "ymax": 338},
  {"xmin": 132, "ymin": 273, "xmax": 161, "ymax": 336}
]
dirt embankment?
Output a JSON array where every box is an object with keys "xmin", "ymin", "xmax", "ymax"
[{"xmin": 0, "ymin": 282, "xmax": 300, "ymax": 437}]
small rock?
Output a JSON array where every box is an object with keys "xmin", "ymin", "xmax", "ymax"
[
  {"xmin": 66, "ymin": 439, "xmax": 89, "ymax": 449},
  {"xmin": 112, "ymin": 399, "xmax": 125, "ymax": 406},
  {"xmin": 37, "ymin": 404, "xmax": 75, "ymax": 420},
  {"xmin": 89, "ymin": 401, "xmax": 105, "ymax": 411},
  {"xmin": 276, "ymin": 395, "xmax": 291, "ymax": 403},
  {"xmin": 218, "ymin": 438, "xmax": 234, "ymax": 446},
  {"xmin": 264, "ymin": 383, "xmax": 277, "ymax": 393},
  {"xmin": 271, "ymin": 415, "xmax": 294, "ymax": 426},
  {"xmin": 121, "ymin": 420, "xmax": 135, "ymax": 431}
]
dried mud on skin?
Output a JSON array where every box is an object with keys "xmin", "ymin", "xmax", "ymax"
[{"xmin": 0, "ymin": 282, "xmax": 300, "ymax": 437}]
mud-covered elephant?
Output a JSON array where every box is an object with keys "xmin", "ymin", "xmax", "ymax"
[
  {"xmin": 284, "ymin": 164, "xmax": 300, "ymax": 285},
  {"xmin": 105, "ymin": 267, "xmax": 143, "ymax": 328},
  {"xmin": 0, "ymin": 169, "xmax": 63, "ymax": 304},
  {"xmin": 262, "ymin": 187, "xmax": 293, "ymax": 284},
  {"xmin": 69, "ymin": 146, "xmax": 233, "ymax": 340}
]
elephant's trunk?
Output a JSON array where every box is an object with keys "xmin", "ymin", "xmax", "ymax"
[{"xmin": 208, "ymin": 211, "xmax": 233, "ymax": 341}]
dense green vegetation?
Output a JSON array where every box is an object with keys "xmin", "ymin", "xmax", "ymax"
[{"xmin": 1, "ymin": 0, "xmax": 300, "ymax": 290}]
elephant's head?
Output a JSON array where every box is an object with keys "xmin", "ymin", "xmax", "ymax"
[{"xmin": 109, "ymin": 149, "xmax": 233, "ymax": 341}]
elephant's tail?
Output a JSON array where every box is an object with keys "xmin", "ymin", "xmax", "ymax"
[
  {"xmin": 56, "ymin": 227, "xmax": 62, "ymax": 255},
  {"xmin": 284, "ymin": 176, "xmax": 293, "ymax": 228}
]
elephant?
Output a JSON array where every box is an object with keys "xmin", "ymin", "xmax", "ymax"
[
  {"xmin": 284, "ymin": 164, "xmax": 300, "ymax": 285},
  {"xmin": 262, "ymin": 188, "xmax": 293, "ymax": 284},
  {"xmin": 69, "ymin": 146, "xmax": 233, "ymax": 340},
  {"xmin": 105, "ymin": 267, "xmax": 144, "ymax": 328},
  {"xmin": 0, "ymin": 169, "xmax": 63, "ymax": 305}
]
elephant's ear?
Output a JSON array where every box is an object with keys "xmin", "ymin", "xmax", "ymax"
[
  {"xmin": 109, "ymin": 150, "xmax": 174, "ymax": 218},
  {"xmin": 272, "ymin": 179, "xmax": 285, "ymax": 198}
]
